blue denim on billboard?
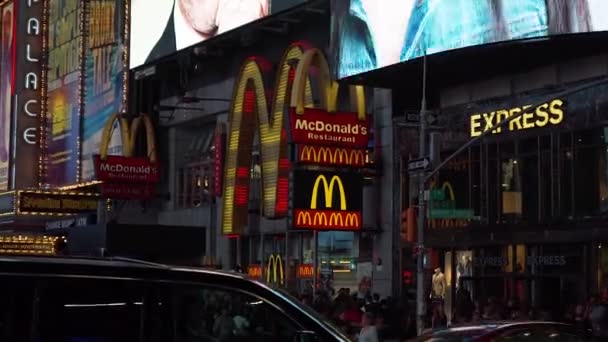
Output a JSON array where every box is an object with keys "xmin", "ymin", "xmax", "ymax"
[{"xmin": 336, "ymin": 0, "xmax": 549, "ymax": 79}]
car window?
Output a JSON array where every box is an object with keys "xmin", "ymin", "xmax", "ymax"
[
  {"xmin": 170, "ymin": 284, "xmax": 300, "ymax": 342},
  {"xmin": 37, "ymin": 277, "xmax": 148, "ymax": 342}
]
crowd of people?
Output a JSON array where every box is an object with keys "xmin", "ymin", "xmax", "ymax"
[{"xmin": 298, "ymin": 288, "xmax": 416, "ymax": 341}]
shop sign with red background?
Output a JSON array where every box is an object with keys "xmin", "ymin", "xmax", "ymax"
[{"xmin": 290, "ymin": 108, "xmax": 371, "ymax": 148}]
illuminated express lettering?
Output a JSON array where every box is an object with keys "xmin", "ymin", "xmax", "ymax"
[{"xmin": 469, "ymin": 99, "xmax": 565, "ymax": 137}]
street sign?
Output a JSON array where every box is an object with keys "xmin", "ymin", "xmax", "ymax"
[{"xmin": 408, "ymin": 157, "xmax": 431, "ymax": 172}]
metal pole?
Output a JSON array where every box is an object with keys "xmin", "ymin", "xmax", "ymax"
[
  {"xmin": 313, "ymin": 230, "xmax": 319, "ymax": 300},
  {"xmin": 416, "ymin": 51, "xmax": 428, "ymax": 336}
]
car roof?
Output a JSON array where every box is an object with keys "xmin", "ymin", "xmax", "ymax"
[
  {"xmin": 0, "ymin": 255, "xmax": 251, "ymax": 283},
  {"xmin": 427, "ymin": 321, "xmax": 573, "ymax": 336}
]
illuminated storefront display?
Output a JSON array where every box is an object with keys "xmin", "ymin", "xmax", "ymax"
[
  {"xmin": 222, "ymin": 43, "xmax": 365, "ymax": 235},
  {"xmin": 293, "ymin": 171, "xmax": 363, "ymax": 230},
  {"xmin": 297, "ymin": 264, "xmax": 314, "ymax": 279}
]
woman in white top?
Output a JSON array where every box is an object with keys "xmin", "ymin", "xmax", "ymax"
[{"xmin": 358, "ymin": 312, "xmax": 379, "ymax": 342}]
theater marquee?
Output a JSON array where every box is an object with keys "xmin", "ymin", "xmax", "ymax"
[{"xmin": 292, "ymin": 170, "xmax": 363, "ymax": 230}]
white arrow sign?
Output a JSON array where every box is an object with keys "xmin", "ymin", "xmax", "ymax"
[{"xmin": 408, "ymin": 157, "xmax": 431, "ymax": 172}]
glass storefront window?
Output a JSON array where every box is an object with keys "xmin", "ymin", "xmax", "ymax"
[{"xmin": 318, "ymin": 232, "xmax": 357, "ymax": 292}]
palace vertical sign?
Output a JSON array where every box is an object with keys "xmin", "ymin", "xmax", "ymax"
[{"xmin": 13, "ymin": 0, "xmax": 44, "ymax": 188}]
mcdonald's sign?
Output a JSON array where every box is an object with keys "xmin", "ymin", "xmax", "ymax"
[
  {"xmin": 290, "ymin": 107, "xmax": 370, "ymax": 148},
  {"xmin": 247, "ymin": 264, "xmax": 262, "ymax": 279},
  {"xmin": 266, "ymin": 254, "xmax": 284, "ymax": 285},
  {"xmin": 297, "ymin": 264, "xmax": 314, "ymax": 279},
  {"xmin": 293, "ymin": 170, "xmax": 363, "ymax": 230},
  {"xmin": 221, "ymin": 42, "xmax": 366, "ymax": 235},
  {"xmin": 94, "ymin": 113, "xmax": 159, "ymax": 184},
  {"xmin": 429, "ymin": 181, "xmax": 474, "ymax": 228},
  {"xmin": 297, "ymin": 145, "xmax": 366, "ymax": 167}
]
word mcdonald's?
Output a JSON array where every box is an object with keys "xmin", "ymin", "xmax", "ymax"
[{"xmin": 293, "ymin": 170, "xmax": 363, "ymax": 231}]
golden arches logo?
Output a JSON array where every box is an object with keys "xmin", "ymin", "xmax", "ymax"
[
  {"xmin": 222, "ymin": 43, "xmax": 366, "ymax": 235},
  {"xmin": 311, "ymin": 175, "xmax": 346, "ymax": 210},
  {"xmin": 299, "ymin": 145, "xmax": 366, "ymax": 166},
  {"xmin": 266, "ymin": 254, "xmax": 284, "ymax": 285},
  {"xmin": 430, "ymin": 181, "xmax": 455, "ymax": 201},
  {"xmin": 99, "ymin": 113, "xmax": 157, "ymax": 162}
]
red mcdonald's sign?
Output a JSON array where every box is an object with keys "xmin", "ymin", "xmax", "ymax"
[
  {"xmin": 248, "ymin": 264, "xmax": 262, "ymax": 279},
  {"xmin": 297, "ymin": 145, "xmax": 366, "ymax": 167},
  {"xmin": 297, "ymin": 264, "xmax": 314, "ymax": 279}
]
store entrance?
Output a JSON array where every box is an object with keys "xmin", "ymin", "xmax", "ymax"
[{"xmin": 461, "ymin": 274, "xmax": 575, "ymax": 319}]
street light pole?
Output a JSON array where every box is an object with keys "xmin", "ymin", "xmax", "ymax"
[{"xmin": 416, "ymin": 51, "xmax": 428, "ymax": 336}]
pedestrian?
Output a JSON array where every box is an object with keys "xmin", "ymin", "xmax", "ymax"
[{"xmin": 358, "ymin": 312, "xmax": 379, "ymax": 342}]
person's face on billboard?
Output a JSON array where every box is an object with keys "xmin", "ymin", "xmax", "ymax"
[{"xmin": 177, "ymin": 0, "xmax": 220, "ymax": 35}]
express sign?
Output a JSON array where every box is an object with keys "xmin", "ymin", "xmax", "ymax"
[{"xmin": 292, "ymin": 170, "xmax": 363, "ymax": 230}]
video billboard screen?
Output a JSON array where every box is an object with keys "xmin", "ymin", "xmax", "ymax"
[
  {"xmin": 46, "ymin": 0, "xmax": 83, "ymax": 186},
  {"xmin": 0, "ymin": 2, "xmax": 14, "ymax": 191},
  {"xmin": 82, "ymin": 0, "xmax": 125, "ymax": 181},
  {"xmin": 332, "ymin": 0, "xmax": 608, "ymax": 79},
  {"xmin": 130, "ymin": 0, "xmax": 306, "ymax": 69}
]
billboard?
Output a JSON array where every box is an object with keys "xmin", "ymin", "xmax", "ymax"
[
  {"xmin": 0, "ymin": 2, "xmax": 14, "ymax": 191},
  {"xmin": 292, "ymin": 170, "xmax": 363, "ymax": 231},
  {"xmin": 82, "ymin": 0, "xmax": 125, "ymax": 182},
  {"xmin": 129, "ymin": 0, "xmax": 306, "ymax": 69},
  {"xmin": 46, "ymin": 0, "xmax": 83, "ymax": 186},
  {"xmin": 332, "ymin": 0, "xmax": 608, "ymax": 79}
]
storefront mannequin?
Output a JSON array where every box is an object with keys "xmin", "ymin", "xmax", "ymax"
[{"xmin": 431, "ymin": 267, "xmax": 447, "ymax": 300}]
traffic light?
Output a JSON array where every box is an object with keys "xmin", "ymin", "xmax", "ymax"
[{"xmin": 400, "ymin": 207, "xmax": 416, "ymax": 243}]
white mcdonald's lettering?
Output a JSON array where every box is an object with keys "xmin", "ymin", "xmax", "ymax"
[
  {"xmin": 294, "ymin": 119, "xmax": 366, "ymax": 135},
  {"xmin": 310, "ymin": 175, "xmax": 346, "ymax": 210},
  {"xmin": 99, "ymin": 113, "xmax": 158, "ymax": 162}
]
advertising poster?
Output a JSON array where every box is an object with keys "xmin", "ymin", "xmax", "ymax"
[
  {"xmin": 332, "ymin": 0, "xmax": 608, "ymax": 79},
  {"xmin": 82, "ymin": 0, "xmax": 125, "ymax": 182},
  {"xmin": 46, "ymin": 0, "xmax": 83, "ymax": 186},
  {"xmin": 130, "ymin": 0, "xmax": 304, "ymax": 69},
  {"xmin": 0, "ymin": 2, "xmax": 14, "ymax": 191}
]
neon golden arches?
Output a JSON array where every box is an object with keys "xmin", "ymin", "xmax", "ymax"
[
  {"xmin": 290, "ymin": 48, "xmax": 366, "ymax": 120},
  {"xmin": 99, "ymin": 113, "xmax": 157, "ymax": 162},
  {"xmin": 222, "ymin": 44, "xmax": 313, "ymax": 235}
]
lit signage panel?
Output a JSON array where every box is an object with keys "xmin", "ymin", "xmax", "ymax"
[
  {"xmin": 0, "ymin": 1, "xmax": 14, "ymax": 191},
  {"xmin": 469, "ymin": 98, "xmax": 565, "ymax": 137},
  {"xmin": 297, "ymin": 145, "xmax": 366, "ymax": 167},
  {"xmin": 333, "ymin": 0, "xmax": 608, "ymax": 79},
  {"xmin": 290, "ymin": 107, "xmax": 370, "ymax": 148},
  {"xmin": 222, "ymin": 43, "xmax": 366, "ymax": 235},
  {"xmin": 82, "ymin": 0, "xmax": 126, "ymax": 182},
  {"xmin": 13, "ymin": 0, "xmax": 44, "ymax": 189},
  {"xmin": 18, "ymin": 191, "xmax": 99, "ymax": 215},
  {"xmin": 46, "ymin": 0, "xmax": 84, "ymax": 186},
  {"xmin": 293, "ymin": 170, "xmax": 363, "ymax": 231},
  {"xmin": 129, "ymin": 0, "xmax": 306, "ymax": 69}
]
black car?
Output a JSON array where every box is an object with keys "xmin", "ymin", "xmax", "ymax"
[
  {"xmin": 0, "ymin": 255, "xmax": 349, "ymax": 342},
  {"xmin": 410, "ymin": 321, "xmax": 590, "ymax": 341}
]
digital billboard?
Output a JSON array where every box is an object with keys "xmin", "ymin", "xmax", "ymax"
[
  {"xmin": 130, "ymin": 0, "xmax": 306, "ymax": 69},
  {"xmin": 0, "ymin": 2, "xmax": 14, "ymax": 191},
  {"xmin": 332, "ymin": 0, "xmax": 608, "ymax": 79},
  {"xmin": 46, "ymin": 0, "xmax": 83, "ymax": 186},
  {"xmin": 82, "ymin": 0, "xmax": 125, "ymax": 182}
]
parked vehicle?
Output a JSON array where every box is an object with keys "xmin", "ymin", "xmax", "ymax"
[{"xmin": 0, "ymin": 255, "xmax": 349, "ymax": 341}]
